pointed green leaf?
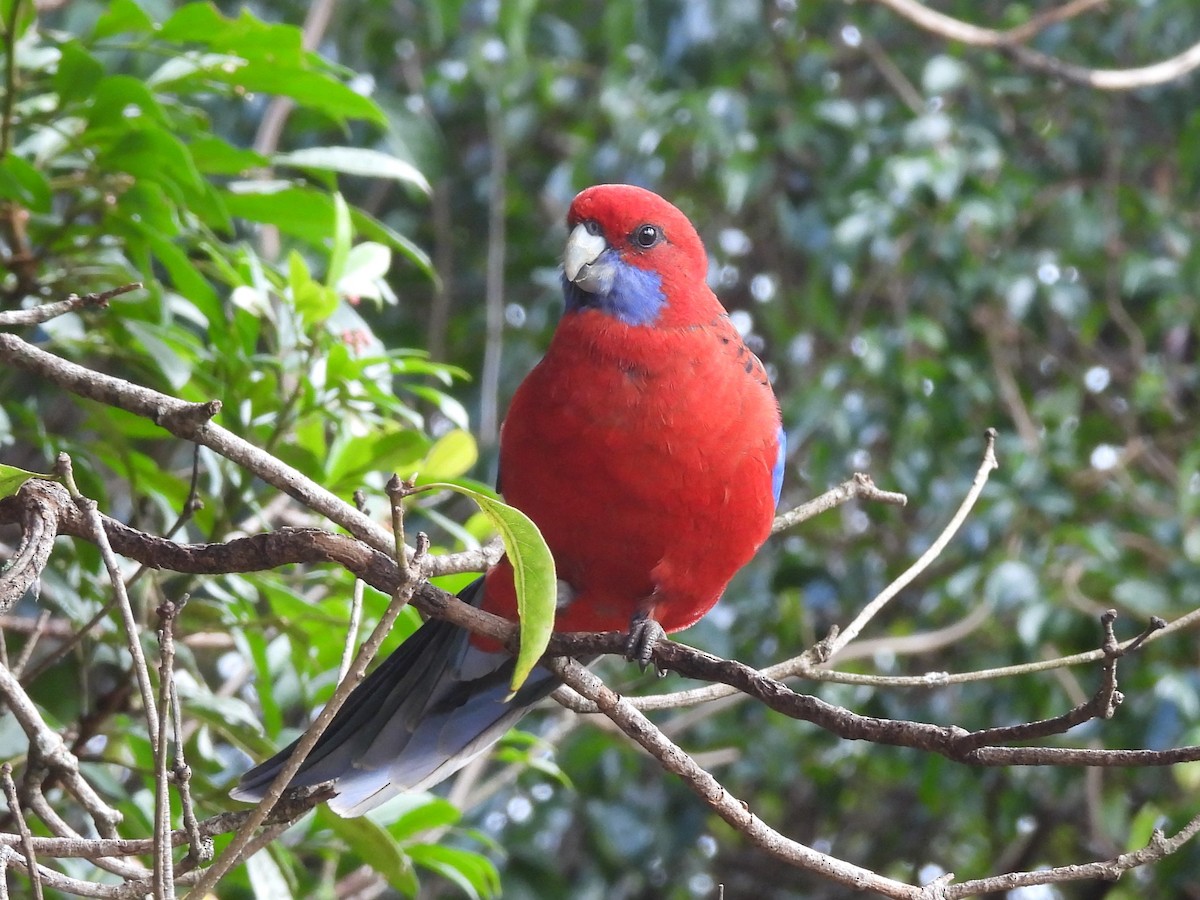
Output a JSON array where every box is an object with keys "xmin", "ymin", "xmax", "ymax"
[
  {"xmin": 275, "ymin": 146, "xmax": 430, "ymax": 194},
  {"xmin": 419, "ymin": 429, "xmax": 479, "ymax": 482},
  {"xmin": 417, "ymin": 483, "xmax": 555, "ymax": 692},
  {"xmin": 319, "ymin": 809, "xmax": 419, "ymax": 894},
  {"xmin": 288, "ymin": 249, "xmax": 337, "ymax": 326},
  {"xmin": 0, "ymin": 155, "xmax": 50, "ymax": 212},
  {"xmin": 0, "ymin": 465, "xmax": 55, "ymax": 499},
  {"xmin": 406, "ymin": 843, "xmax": 500, "ymax": 900}
]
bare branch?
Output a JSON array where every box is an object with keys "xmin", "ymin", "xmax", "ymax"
[
  {"xmin": 868, "ymin": 0, "xmax": 1200, "ymax": 90},
  {"xmin": 0, "ymin": 481, "xmax": 487, "ymax": 603},
  {"xmin": 153, "ymin": 598, "xmax": 185, "ymax": 899},
  {"xmin": 823, "ymin": 429, "xmax": 998, "ymax": 659},
  {"xmin": 1, "ymin": 764, "xmax": 43, "ymax": 900},
  {"xmin": 56, "ymin": 454, "xmax": 160, "ymax": 763},
  {"xmin": 566, "ymin": 630, "xmax": 1200, "ymax": 771},
  {"xmin": 0, "ymin": 479, "xmax": 58, "ymax": 615},
  {"xmin": 1004, "ymin": 0, "xmax": 1108, "ymax": 44},
  {"xmin": 772, "ymin": 472, "xmax": 906, "ymax": 534},
  {"xmin": 0, "ymin": 660, "xmax": 121, "ymax": 835},
  {"xmin": 944, "ymin": 807, "xmax": 1200, "ymax": 897},
  {"xmin": 0, "ymin": 283, "xmax": 140, "ymax": 327},
  {"xmin": 0, "ymin": 791, "xmax": 325, "ymax": 859},
  {"xmin": 549, "ymin": 657, "xmax": 927, "ymax": 899}
]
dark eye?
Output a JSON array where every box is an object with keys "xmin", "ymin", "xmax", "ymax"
[
  {"xmin": 632, "ymin": 224, "xmax": 661, "ymax": 249},
  {"xmin": 583, "ymin": 219, "xmax": 602, "ymax": 236}
]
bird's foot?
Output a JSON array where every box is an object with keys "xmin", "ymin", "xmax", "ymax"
[{"xmin": 625, "ymin": 612, "xmax": 667, "ymax": 674}]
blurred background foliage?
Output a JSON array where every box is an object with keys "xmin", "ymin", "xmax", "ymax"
[{"xmin": 2, "ymin": 0, "xmax": 1199, "ymax": 897}]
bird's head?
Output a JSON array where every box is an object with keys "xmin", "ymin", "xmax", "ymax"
[{"xmin": 562, "ymin": 184, "xmax": 713, "ymax": 327}]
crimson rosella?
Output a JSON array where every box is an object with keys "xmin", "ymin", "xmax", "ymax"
[{"xmin": 233, "ymin": 184, "xmax": 785, "ymax": 816}]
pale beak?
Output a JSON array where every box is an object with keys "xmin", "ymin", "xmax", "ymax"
[{"xmin": 563, "ymin": 223, "xmax": 610, "ymax": 294}]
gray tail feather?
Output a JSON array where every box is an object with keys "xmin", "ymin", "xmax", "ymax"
[{"xmin": 231, "ymin": 577, "xmax": 560, "ymax": 815}]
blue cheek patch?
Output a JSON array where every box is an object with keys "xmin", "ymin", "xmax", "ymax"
[
  {"xmin": 562, "ymin": 251, "xmax": 665, "ymax": 326},
  {"xmin": 771, "ymin": 427, "xmax": 786, "ymax": 507}
]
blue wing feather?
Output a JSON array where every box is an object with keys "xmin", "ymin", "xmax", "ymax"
[{"xmin": 771, "ymin": 426, "xmax": 786, "ymax": 507}]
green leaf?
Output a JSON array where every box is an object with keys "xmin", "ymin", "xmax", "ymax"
[
  {"xmin": 159, "ymin": 4, "xmax": 302, "ymax": 59},
  {"xmin": 386, "ymin": 795, "xmax": 461, "ymax": 841},
  {"xmin": 319, "ymin": 809, "xmax": 418, "ymax": 894},
  {"xmin": 417, "ymin": 484, "xmax": 555, "ymax": 692},
  {"xmin": 85, "ymin": 75, "xmax": 170, "ymax": 129},
  {"xmin": 325, "ymin": 427, "xmax": 429, "ymax": 492},
  {"xmin": 419, "ymin": 429, "xmax": 478, "ymax": 482},
  {"xmin": 327, "ymin": 193, "xmax": 353, "ymax": 291},
  {"xmin": 288, "ymin": 249, "xmax": 338, "ymax": 327},
  {"xmin": 0, "ymin": 465, "xmax": 54, "ymax": 499},
  {"xmin": 222, "ymin": 183, "xmax": 433, "ymax": 278},
  {"xmin": 189, "ymin": 136, "xmax": 268, "ymax": 175},
  {"xmin": 0, "ymin": 154, "xmax": 50, "ymax": 212},
  {"xmin": 223, "ymin": 184, "xmax": 334, "ymax": 244},
  {"xmin": 92, "ymin": 0, "xmax": 156, "ymax": 39},
  {"xmin": 157, "ymin": 6, "xmax": 385, "ymax": 125},
  {"xmin": 275, "ymin": 147, "xmax": 430, "ymax": 194},
  {"xmin": 145, "ymin": 51, "xmax": 247, "ymax": 90},
  {"xmin": 53, "ymin": 41, "xmax": 104, "ymax": 105},
  {"xmin": 0, "ymin": 0, "xmax": 35, "ymax": 39},
  {"xmin": 406, "ymin": 843, "xmax": 501, "ymax": 900}
]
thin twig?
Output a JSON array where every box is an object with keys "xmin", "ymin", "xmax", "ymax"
[
  {"xmin": 772, "ymin": 472, "xmax": 906, "ymax": 534},
  {"xmin": 0, "ymin": 791, "xmax": 326, "ymax": 859},
  {"xmin": 1005, "ymin": 0, "xmax": 1109, "ymax": 44},
  {"xmin": 0, "ymin": 845, "xmax": 10, "ymax": 900},
  {"xmin": 869, "ymin": 0, "xmax": 1200, "ymax": 90},
  {"xmin": 10, "ymin": 609, "xmax": 50, "ymax": 678},
  {"xmin": 0, "ymin": 283, "xmax": 141, "ymax": 328},
  {"xmin": 24, "ymin": 788, "xmax": 144, "ymax": 879},
  {"xmin": 1, "ymin": 763, "xmax": 43, "ymax": 900},
  {"xmin": 943, "ymin": 807, "xmax": 1200, "ymax": 897},
  {"xmin": 823, "ymin": 429, "xmax": 998, "ymax": 659},
  {"xmin": 126, "ymin": 444, "xmax": 204, "ymax": 590},
  {"xmin": 169, "ymin": 673, "xmax": 209, "ymax": 866},
  {"xmin": 0, "ymin": 649, "xmax": 122, "ymax": 834},
  {"xmin": 55, "ymin": 454, "xmax": 159, "ymax": 754},
  {"xmin": 153, "ymin": 598, "xmax": 184, "ymax": 899},
  {"xmin": 338, "ymin": 491, "xmax": 371, "ymax": 684},
  {"xmin": 859, "ymin": 33, "xmax": 924, "ymax": 114}
]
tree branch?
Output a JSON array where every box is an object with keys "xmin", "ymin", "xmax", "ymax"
[
  {"xmin": 0, "ymin": 283, "xmax": 140, "ymax": 327},
  {"xmin": 549, "ymin": 657, "xmax": 928, "ymax": 899},
  {"xmin": 868, "ymin": 0, "xmax": 1200, "ymax": 90}
]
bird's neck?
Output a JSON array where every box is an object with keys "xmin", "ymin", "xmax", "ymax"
[{"xmin": 550, "ymin": 306, "xmax": 718, "ymax": 372}]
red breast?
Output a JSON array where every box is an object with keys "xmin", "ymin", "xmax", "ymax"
[{"xmin": 492, "ymin": 304, "xmax": 780, "ymax": 633}]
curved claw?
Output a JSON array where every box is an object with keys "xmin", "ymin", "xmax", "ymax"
[{"xmin": 624, "ymin": 612, "xmax": 667, "ymax": 673}]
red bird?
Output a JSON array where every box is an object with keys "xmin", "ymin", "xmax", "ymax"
[{"xmin": 234, "ymin": 184, "xmax": 785, "ymax": 815}]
